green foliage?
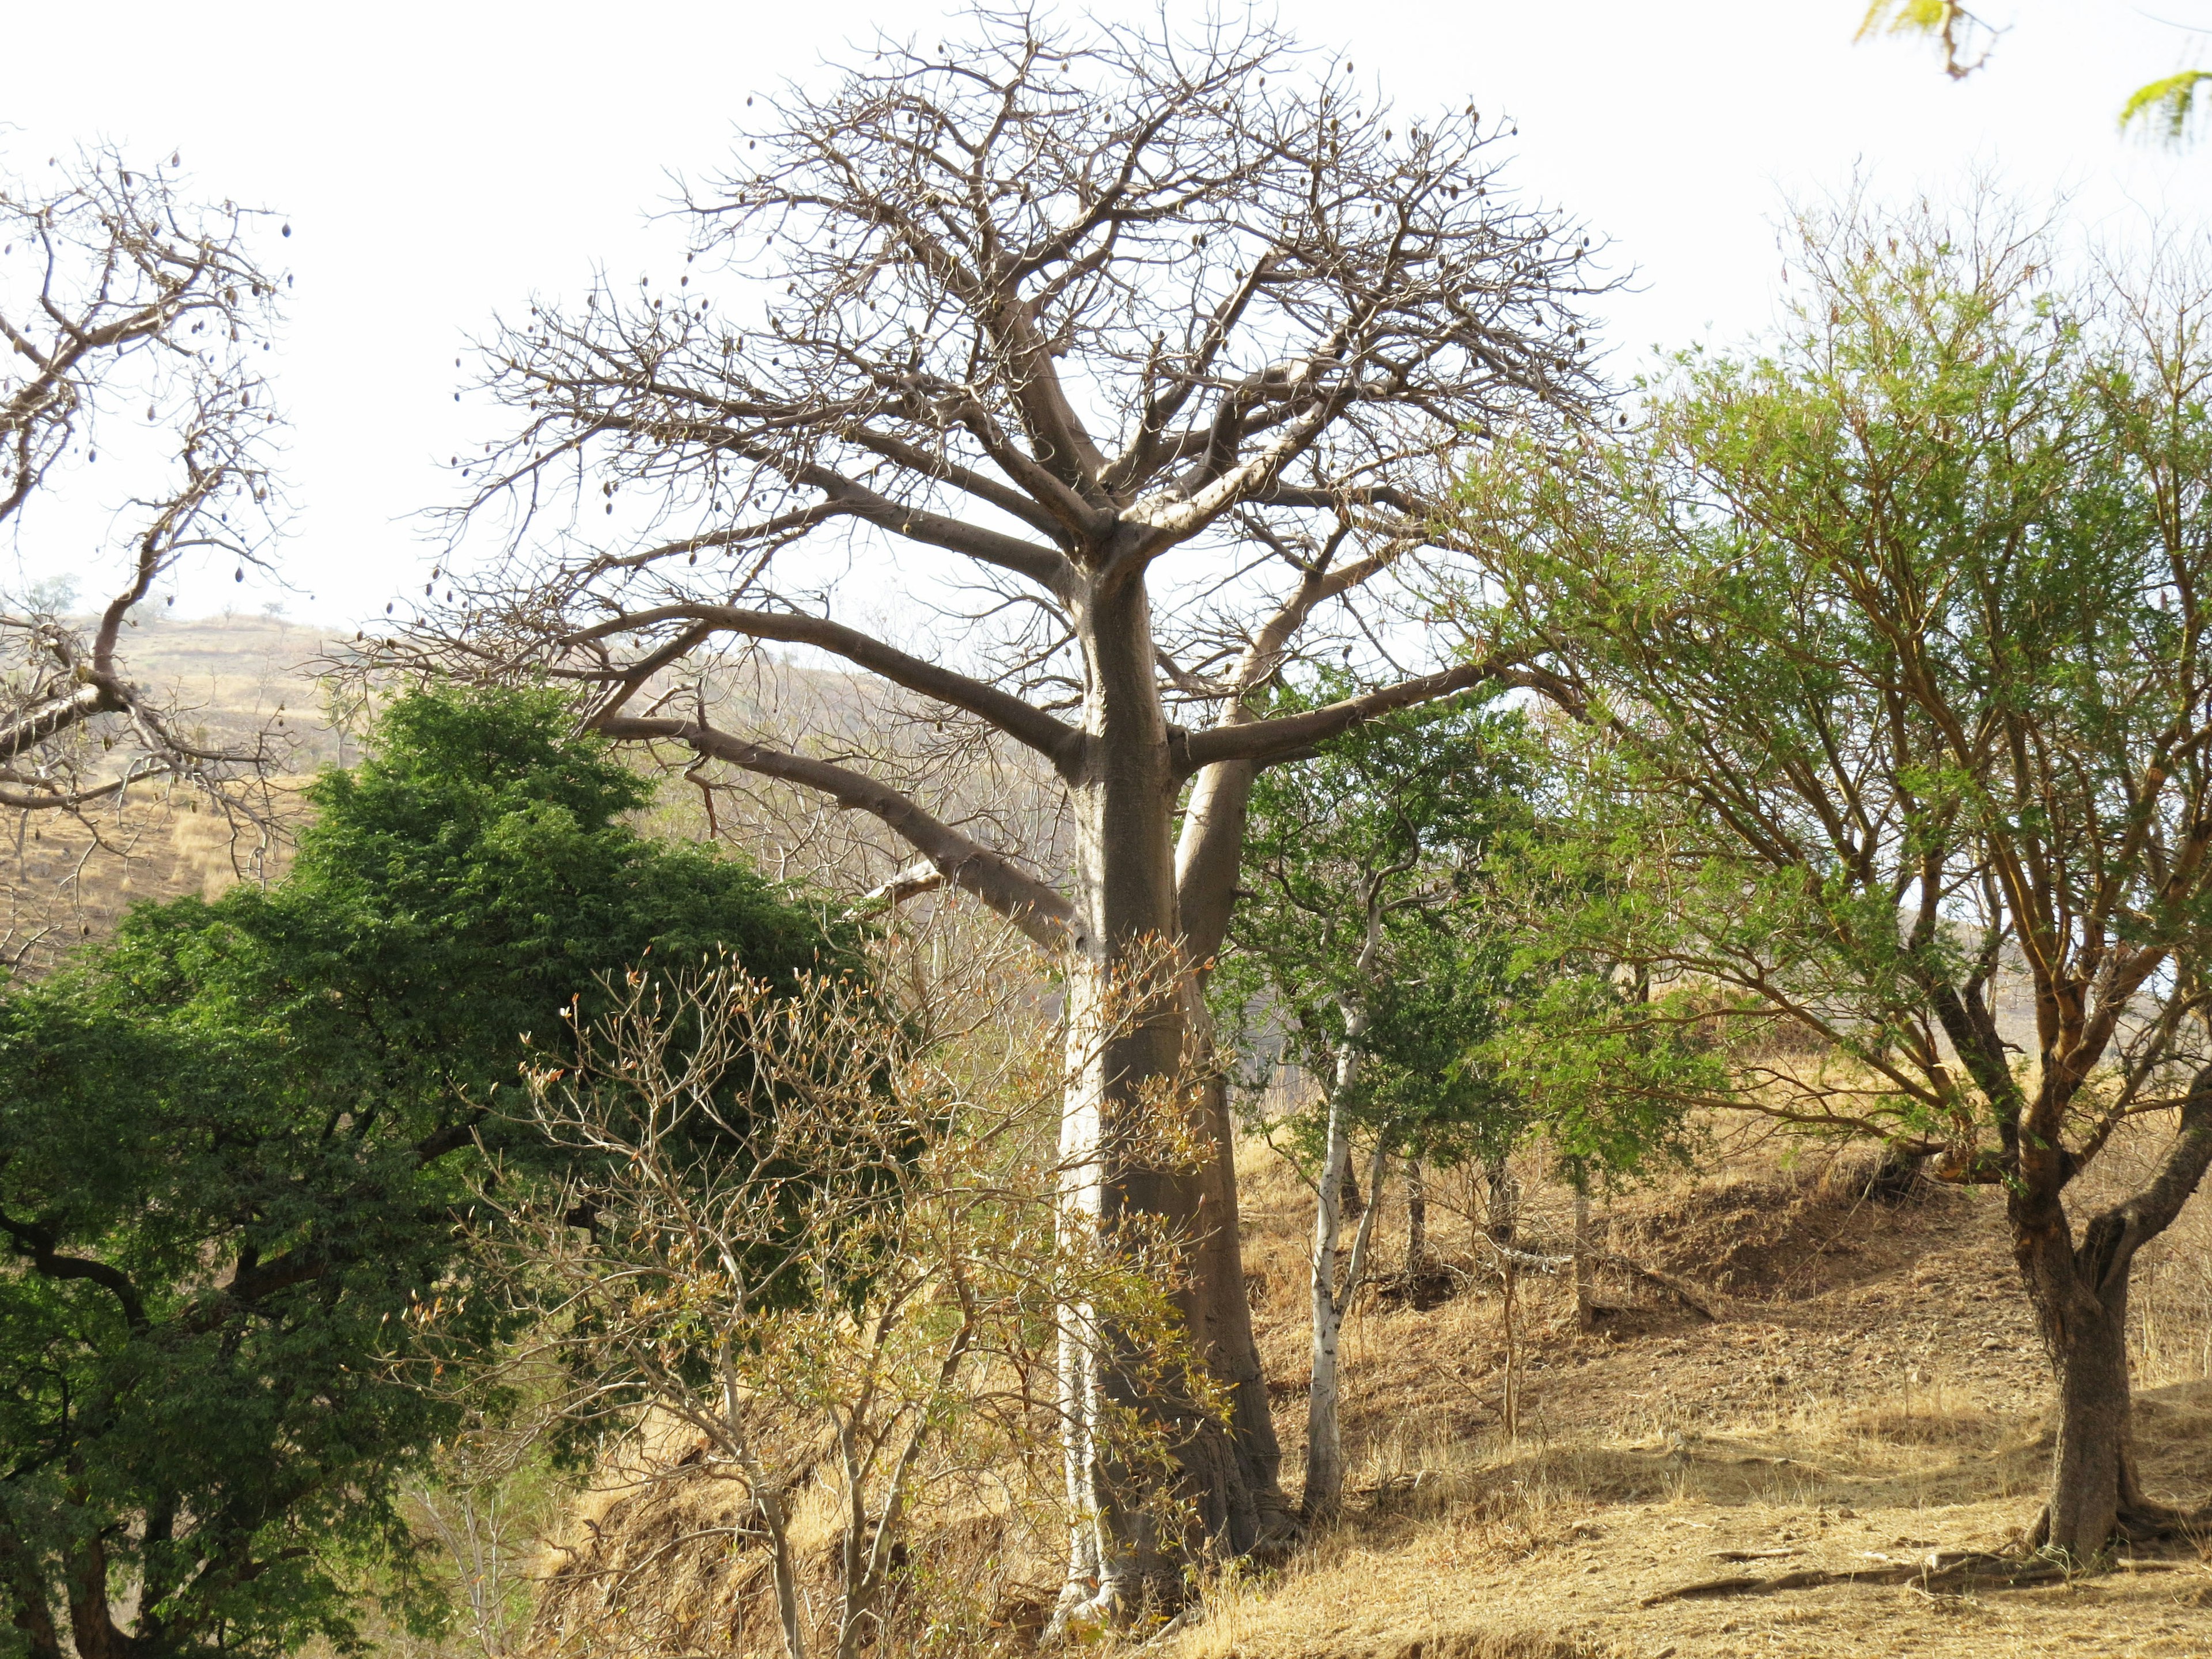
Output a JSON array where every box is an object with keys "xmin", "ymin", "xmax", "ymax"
[
  {"xmin": 2120, "ymin": 71, "xmax": 2212, "ymax": 145},
  {"xmin": 1214, "ymin": 683, "xmax": 1533, "ymax": 1169},
  {"xmin": 1456, "ymin": 200, "xmax": 2212, "ymax": 1176},
  {"xmin": 0, "ymin": 686, "xmax": 846, "ymax": 1659}
]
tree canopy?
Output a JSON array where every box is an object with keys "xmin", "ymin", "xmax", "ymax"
[
  {"xmin": 0, "ymin": 687, "xmax": 846, "ymax": 1659},
  {"xmin": 1218, "ymin": 684, "xmax": 1532, "ymax": 1172},
  {"xmin": 1459, "ymin": 198, "xmax": 2212, "ymax": 1554}
]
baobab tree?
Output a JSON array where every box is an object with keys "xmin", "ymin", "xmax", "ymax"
[
  {"xmin": 415, "ymin": 10, "xmax": 1599, "ymax": 1616},
  {"xmin": 0, "ymin": 149, "xmax": 290, "ymax": 957}
]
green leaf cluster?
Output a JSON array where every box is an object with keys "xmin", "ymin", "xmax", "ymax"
[
  {"xmin": 1457, "ymin": 202, "xmax": 2212, "ymax": 1175},
  {"xmin": 1214, "ymin": 681, "xmax": 1535, "ymax": 1169},
  {"xmin": 0, "ymin": 686, "xmax": 847, "ymax": 1659}
]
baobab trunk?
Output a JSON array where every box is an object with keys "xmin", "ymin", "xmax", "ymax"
[{"xmin": 1053, "ymin": 575, "xmax": 1266, "ymax": 1623}]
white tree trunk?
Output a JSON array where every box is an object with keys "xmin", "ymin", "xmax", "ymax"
[{"xmin": 1303, "ymin": 1032, "xmax": 1390, "ymax": 1522}]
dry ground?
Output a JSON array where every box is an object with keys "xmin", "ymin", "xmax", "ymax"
[{"xmin": 1185, "ymin": 1132, "xmax": 2212, "ymax": 1659}]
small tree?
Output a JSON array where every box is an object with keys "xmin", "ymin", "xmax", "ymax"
[
  {"xmin": 1, "ymin": 149, "xmax": 291, "ymax": 956},
  {"xmin": 403, "ymin": 9, "xmax": 1601, "ymax": 1603},
  {"xmin": 0, "ymin": 688, "xmax": 844, "ymax": 1658},
  {"xmin": 1215, "ymin": 688, "xmax": 1531, "ymax": 1520},
  {"xmin": 494, "ymin": 937, "xmax": 1208, "ymax": 1659},
  {"xmin": 1463, "ymin": 199, "xmax": 2212, "ymax": 1558}
]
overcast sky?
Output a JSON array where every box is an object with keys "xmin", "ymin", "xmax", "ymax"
[{"xmin": 6, "ymin": 0, "xmax": 2211, "ymax": 626}]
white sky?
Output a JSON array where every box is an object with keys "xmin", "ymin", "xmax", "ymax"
[{"xmin": 6, "ymin": 0, "xmax": 2210, "ymax": 626}]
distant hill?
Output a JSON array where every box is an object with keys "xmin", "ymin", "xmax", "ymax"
[{"xmin": 1, "ymin": 612, "xmax": 339, "ymax": 976}]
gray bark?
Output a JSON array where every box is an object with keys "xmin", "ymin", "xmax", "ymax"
[{"xmin": 1302, "ymin": 1037, "xmax": 1391, "ymax": 1524}]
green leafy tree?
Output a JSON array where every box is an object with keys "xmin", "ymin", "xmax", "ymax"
[
  {"xmin": 1214, "ymin": 687, "xmax": 1535, "ymax": 1518},
  {"xmin": 0, "ymin": 687, "xmax": 845, "ymax": 1659},
  {"xmin": 1460, "ymin": 200, "xmax": 2212, "ymax": 1558}
]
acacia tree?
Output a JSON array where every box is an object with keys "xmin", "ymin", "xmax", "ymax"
[
  {"xmin": 1463, "ymin": 202, "xmax": 2212, "ymax": 1559},
  {"xmin": 0, "ymin": 150, "xmax": 290, "ymax": 942},
  {"xmin": 411, "ymin": 9, "xmax": 1598, "ymax": 1612}
]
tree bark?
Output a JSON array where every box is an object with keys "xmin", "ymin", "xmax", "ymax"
[
  {"xmin": 1175, "ymin": 754, "xmax": 1295, "ymax": 1554},
  {"xmin": 1302, "ymin": 1037, "xmax": 1389, "ymax": 1524},
  {"xmin": 1405, "ymin": 1158, "xmax": 1428, "ymax": 1277},
  {"xmin": 2010, "ymin": 1065, "xmax": 2212, "ymax": 1557},
  {"xmin": 1572, "ymin": 1181, "xmax": 1594, "ymax": 1332},
  {"xmin": 1054, "ymin": 573, "xmax": 1246, "ymax": 1624},
  {"xmin": 1484, "ymin": 1154, "xmax": 1519, "ymax": 1246}
]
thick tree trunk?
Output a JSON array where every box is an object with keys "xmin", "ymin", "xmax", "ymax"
[
  {"xmin": 2009, "ymin": 1065, "xmax": 2212, "ymax": 1558},
  {"xmin": 1175, "ymin": 754, "xmax": 1295, "ymax": 1551},
  {"xmin": 1182, "ymin": 1005, "xmax": 1292, "ymax": 1552},
  {"xmin": 1053, "ymin": 575, "xmax": 1266, "ymax": 1626},
  {"xmin": 2043, "ymin": 1292, "xmax": 2133, "ymax": 1556}
]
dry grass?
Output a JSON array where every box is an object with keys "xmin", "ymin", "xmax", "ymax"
[
  {"xmin": 1180, "ymin": 1127, "xmax": 2212, "ymax": 1659},
  {"xmin": 1, "ymin": 613, "xmax": 335, "ymax": 970},
  {"xmin": 525, "ymin": 1127, "xmax": 2212, "ymax": 1658}
]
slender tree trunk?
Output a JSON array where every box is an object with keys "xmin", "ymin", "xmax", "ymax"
[
  {"xmin": 1572, "ymin": 1181, "xmax": 1594, "ymax": 1332},
  {"xmin": 1484, "ymin": 1154, "xmax": 1519, "ymax": 1246},
  {"xmin": 1405, "ymin": 1157, "xmax": 1427, "ymax": 1277},
  {"xmin": 1304, "ymin": 1033, "xmax": 1391, "ymax": 1523},
  {"xmin": 1304, "ymin": 1078, "xmax": 1353, "ymax": 1524}
]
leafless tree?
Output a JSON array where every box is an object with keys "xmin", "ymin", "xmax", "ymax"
[
  {"xmin": 407, "ymin": 8, "xmax": 1602, "ymax": 1614},
  {"xmin": 0, "ymin": 149, "xmax": 290, "ymax": 916},
  {"xmin": 489, "ymin": 937, "xmax": 1204, "ymax": 1659}
]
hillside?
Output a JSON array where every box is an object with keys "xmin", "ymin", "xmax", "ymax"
[
  {"xmin": 531, "ymin": 1129, "xmax": 2212, "ymax": 1659},
  {"xmin": 1192, "ymin": 1129, "xmax": 2212, "ymax": 1659},
  {"xmin": 13, "ymin": 627, "xmax": 2209, "ymax": 1659},
  {"xmin": 0, "ymin": 614, "xmax": 338, "ymax": 968}
]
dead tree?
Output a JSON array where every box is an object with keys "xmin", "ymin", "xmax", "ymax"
[
  {"xmin": 0, "ymin": 150, "xmax": 291, "ymax": 956},
  {"xmin": 415, "ymin": 9, "xmax": 1600, "ymax": 1615}
]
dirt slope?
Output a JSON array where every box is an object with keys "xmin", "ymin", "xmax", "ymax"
[{"xmin": 1196, "ymin": 1136, "xmax": 2212, "ymax": 1659}]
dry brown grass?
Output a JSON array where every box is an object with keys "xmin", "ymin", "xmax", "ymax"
[
  {"xmin": 1, "ymin": 613, "xmax": 335, "ymax": 971},
  {"xmin": 1177, "ymin": 1127, "xmax": 2212, "ymax": 1659},
  {"xmin": 527, "ymin": 1126, "xmax": 2212, "ymax": 1658}
]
